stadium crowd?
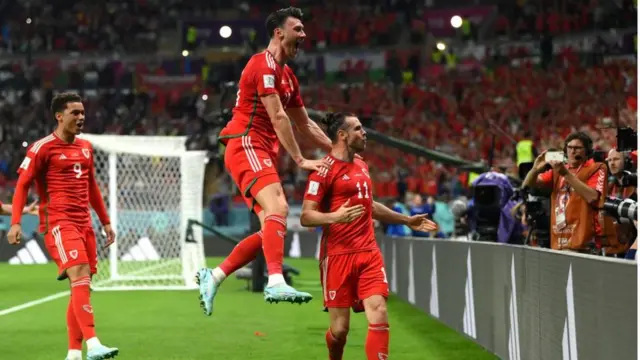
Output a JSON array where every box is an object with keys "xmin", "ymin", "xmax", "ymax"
[{"xmin": 0, "ymin": 0, "xmax": 636, "ymax": 246}]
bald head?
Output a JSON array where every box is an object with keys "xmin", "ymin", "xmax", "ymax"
[{"xmin": 607, "ymin": 149, "xmax": 625, "ymax": 176}]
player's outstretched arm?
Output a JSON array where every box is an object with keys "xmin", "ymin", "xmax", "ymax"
[
  {"xmin": 372, "ymin": 201, "xmax": 438, "ymax": 233},
  {"xmin": 300, "ymin": 199, "xmax": 365, "ymax": 227},
  {"xmin": 287, "ymin": 107, "xmax": 332, "ymax": 152},
  {"xmin": 262, "ymin": 94, "xmax": 329, "ymax": 172}
]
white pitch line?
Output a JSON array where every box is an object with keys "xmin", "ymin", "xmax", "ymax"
[{"xmin": 0, "ymin": 290, "xmax": 70, "ymax": 317}]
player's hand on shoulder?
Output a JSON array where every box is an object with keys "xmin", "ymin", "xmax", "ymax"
[
  {"xmin": 407, "ymin": 214, "xmax": 438, "ymax": 233},
  {"xmin": 7, "ymin": 224, "xmax": 22, "ymax": 245},
  {"xmin": 299, "ymin": 157, "xmax": 332, "ymax": 173},
  {"xmin": 103, "ymin": 224, "xmax": 116, "ymax": 250},
  {"xmin": 333, "ymin": 199, "xmax": 365, "ymax": 224}
]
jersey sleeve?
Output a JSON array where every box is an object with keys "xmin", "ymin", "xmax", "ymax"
[
  {"xmin": 12, "ymin": 144, "xmax": 48, "ymax": 225},
  {"xmin": 287, "ymin": 70, "xmax": 304, "ymax": 108},
  {"xmin": 17, "ymin": 144, "xmax": 47, "ymax": 180},
  {"xmin": 303, "ymin": 171, "xmax": 328, "ymax": 204},
  {"xmin": 252, "ymin": 56, "xmax": 279, "ymax": 97}
]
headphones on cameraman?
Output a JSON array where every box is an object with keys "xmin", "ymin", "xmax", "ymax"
[{"xmin": 563, "ymin": 132, "xmax": 594, "ymax": 160}]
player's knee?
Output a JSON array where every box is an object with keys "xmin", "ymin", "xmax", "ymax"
[
  {"xmin": 331, "ymin": 322, "xmax": 350, "ymax": 341},
  {"xmin": 264, "ymin": 197, "xmax": 289, "ymax": 218},
  {"xmin": 65, "ymin": 263, "xmax": 91, "ymax": 281},
  {"xmin": 364, "ymin": 296, "xmax": 388, "ymax": 323}
]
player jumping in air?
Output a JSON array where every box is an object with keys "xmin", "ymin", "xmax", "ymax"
[
  {"xmin": 196, "ymin": 7, "xmax": 334, "ymax": 315},
  {"xmin": 300, "ymin": 112, "xmax": 438, "ymax": 360},
  {"xmin": 8, "ymin": 93, "xmax": 119, "ymax": 360}
]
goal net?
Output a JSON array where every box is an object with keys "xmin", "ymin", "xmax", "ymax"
[{"xmin": 79, "ymin": 134, "xmax": 207, "ymax": 291}]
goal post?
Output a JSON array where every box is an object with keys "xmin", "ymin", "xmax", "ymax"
[{"xmin": 79, "ymin": 134, "xmax": 207, "ymax": 291}]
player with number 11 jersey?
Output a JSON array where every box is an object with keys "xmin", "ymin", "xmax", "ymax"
[{"xmin": 301, "ymin": 112, "xmax": 437, "ymax": 360}]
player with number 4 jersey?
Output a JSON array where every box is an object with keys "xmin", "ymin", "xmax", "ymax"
[
  {"xmin": 300, "ymin": 112, "xmax": 438, "ymax": 360},
  {"xmin": 8, "ymin": 93, "xmax": 118, "ymax": 360}
]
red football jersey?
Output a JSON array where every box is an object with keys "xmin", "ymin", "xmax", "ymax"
[
  {"xmin": 304, "ymin": 155, "xmax": 377, "ymax": 258},
  {"xmin": 220, "ymin": 50, "xmax": 304, "ymax": 153},
  {"xmin": 14, "ymin": 133, "xmax": 107, "ymax": 233}
]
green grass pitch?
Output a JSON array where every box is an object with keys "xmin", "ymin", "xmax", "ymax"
[{"xmin": 0, "ymin": 257, "xmax": 498, "ymax": 359}]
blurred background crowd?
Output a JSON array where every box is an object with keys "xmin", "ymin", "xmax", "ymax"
[{"xmin": 0, "ymin": 0, "xmax": 636, "ymax": 238}]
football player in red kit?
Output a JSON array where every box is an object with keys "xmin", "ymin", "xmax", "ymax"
[
  {"xmin": 7, "ymin": 92, "xmax": 118, "ymax": 360},
  {"xmin": 300, "ymin": 112, "xmax": 438, "ymax": 360},
  {"xmin": 196, "ymin": 7, "xmax": 335, "ymax": 315}
]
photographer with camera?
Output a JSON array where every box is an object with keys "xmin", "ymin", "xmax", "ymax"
[
  {"xmin": 522, "ymin": 132, "xmax": 616, "ymax": 254},
  {"xmin": 604, "ymin": 149, "xmax": 637, "ymax": 257}
]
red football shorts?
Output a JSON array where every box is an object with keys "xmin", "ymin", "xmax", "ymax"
[
  {"xmin": 320, "ymin": 249, "xmax": 389, "ymax": 309},
  {"xmin": 44, "ymin": 223, "xmax": 98, "ymax": 280},
  {"xmin": 224, "ymin": 135, "xmax": 280, "ymax": 214}
]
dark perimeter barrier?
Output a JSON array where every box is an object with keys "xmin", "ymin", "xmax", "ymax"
[{"xmin": 378, "ymin": 236, "xmax": 637, "ymax": 360}]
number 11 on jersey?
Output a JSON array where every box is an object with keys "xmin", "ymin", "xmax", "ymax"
[{"xmin": 356, "ymin": 181, "xmax": 369, "ymax": 199}]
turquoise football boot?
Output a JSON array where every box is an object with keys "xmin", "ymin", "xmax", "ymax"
[
  {"xmin": 264, "ymin": 283, "xmax": 313, "ymax": 304},
  {"xmin": 86, "ymin": 345, "xmax": 118, "ymax": 360},
  {"xmin": 195, "ymin": 268, "xmax": 218, "ymax": 316}
]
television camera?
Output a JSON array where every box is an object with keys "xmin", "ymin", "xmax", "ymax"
[{"xmin": 602, "ymin": 126, "xmax": 637, "ymax": 224}]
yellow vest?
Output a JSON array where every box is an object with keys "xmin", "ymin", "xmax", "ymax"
[
  {"xmin": 445, "ymin": 53, "xmax": 456, "ymax": 69},
  {"xmin": 462, "ymin": 19, "xmax": 471, "ymax": 35},
  {"xmin": 187, "ymin": 27, "xmax": 197, "ymax": 43},
  {"xmin": 432, "ymin": 51, "xmax": 442, "ymax": 63},
  {"xmin": 468, "ymin": 172, "xmax": 479, "ymax": 186},
  {"xmin": 516, "ymin": 140, "xmax": 534, "ymax": 165}
]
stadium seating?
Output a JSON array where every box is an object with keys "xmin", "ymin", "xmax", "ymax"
[{"xmin": 0, "ymin": 0, "xmax": 635, "ymax": 217}]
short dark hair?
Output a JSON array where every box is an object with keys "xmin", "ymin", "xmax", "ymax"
[
  {"xmin": 51, "ymin": 92, "xmax": 82, "ymax": 117},
  {"xmin": 564, "ymin": 131, "xmax": 593, "ymax": 157},
  {"xmin": 265, "ymin": 7, "xmax": 303, "ymax": 38},
  {"xmin": 320, "ymin": 112, "xmax": 356, "ymax": 142}
]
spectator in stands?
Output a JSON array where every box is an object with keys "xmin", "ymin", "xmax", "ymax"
[
  {"xmin": 604, "ymin": 149, "xmax": 637, "ymax": 257},
  {"xmin": 515, "ymin": 130, "xmax": 537, "ymax": 179},
  {"xmin": 385, "ymin": 197, "xmax": 412, "ymax": 237},
  {"xmin": 409, "ymin": 194, "xmax": 434, "ymax": 237},
  {"xmin": 522, "ymin": 132, "xmax": 616, "ymax": 254}
]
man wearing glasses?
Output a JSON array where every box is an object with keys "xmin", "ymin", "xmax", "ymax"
[{"xmin": 522, "ymin": 132, "xmax": 616, "ymax": 254}]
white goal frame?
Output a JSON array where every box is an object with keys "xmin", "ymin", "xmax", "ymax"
[{"xmin": 79, "ymin": 134, "xmax": 207, "ymax": 291}]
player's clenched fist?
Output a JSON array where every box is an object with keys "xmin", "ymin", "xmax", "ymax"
[
  {"xmin": 333, "ymin": 199, "xmax": 365, "ymax": 223},
  {"xmin": 103, "ymin": 224, "xmax": 116, "ymax": 250},
  {"xmin": 7, "ymin": 224, "xmax": 22, "ymax": 245}
]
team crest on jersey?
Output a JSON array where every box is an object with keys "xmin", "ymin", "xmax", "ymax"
[
  {"xmin": 263, "ymin": 159, "xmax": 272, "ymax": 167},
  {"xmin": 329, "ymin": 291, "xmax": 336, "ymax": 300},
  {"xmin": 82, "ymin": 149, "xmax": 90, "ymax": 159},
  {"xmin": 69, "ymin": 250, "xmax": 78, "ymax": 259},
  {"xmin": 83, "ymin": 305, "xmax": 93, "ymax": 314}
]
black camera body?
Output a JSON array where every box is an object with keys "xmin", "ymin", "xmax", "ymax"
[{"xmin": 520, "ymin": 187, "xmax": 551, "ymax": 248}]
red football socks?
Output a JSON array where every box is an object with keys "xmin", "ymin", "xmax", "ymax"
[
  {"xmin": 66, "ymin": 297, "xmax": 83, "ymax": 350},
  {"xmin": 70, "ymin": 276, "xmax": 96, "ymax": 340},
  {"xmin": 326, "ymin": 329, "xmax": 346, "ymax": 360},
  {"xmin": 219, "ymin": 231, "xmax": 263, "ymax": 275},
  {"xmin": 366, "ymin": 323, "xmax": 389, "ymax": 359},
  {"xmin": 263, "ymin": 215, "xmax": 287, "ymax": 275}
]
